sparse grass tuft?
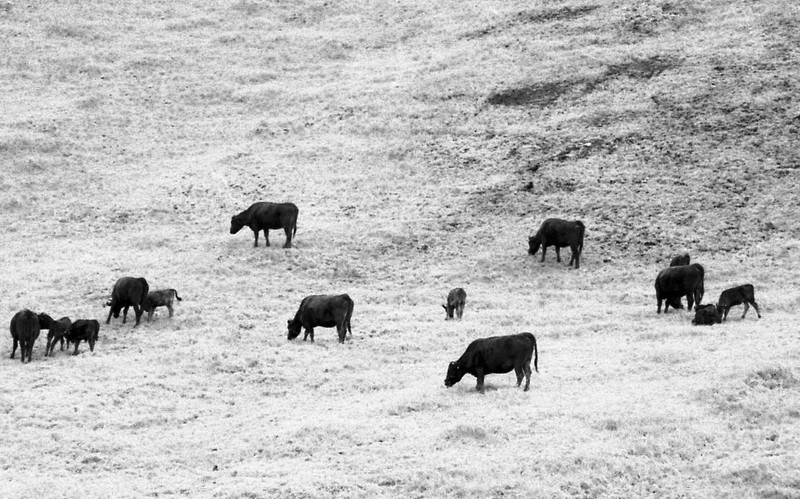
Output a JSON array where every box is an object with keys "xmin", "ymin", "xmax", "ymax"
[{"xmin": 745, "ymin": 367, "xmax": 798, "ymax": 390}]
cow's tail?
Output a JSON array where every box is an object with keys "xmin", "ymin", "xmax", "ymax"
[
  {"xmin": 140, "ymin": 279, "xmax": 150, "ymax": 306},
  {"xmin": 695, "ymin": 263, "xmax": 705, "ymax": 296},
  {"xmin": 574, "ymin": 220, "xmax": 585, "ymax": 253},
  {"xmin": 345, "ymin": 295, "xmax": 354, "ymax": 336},
  {"xmin": 532, "ymin": 334, "xmax": 539, "ymax": 373},
  {"xmin": 173, "ymin": 289, "xmax": 183, "ymax": 301}
]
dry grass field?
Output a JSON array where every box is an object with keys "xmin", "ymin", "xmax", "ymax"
[{"xmin": 1, "ymin": 0, "xmax": 799, "ymax": 497}]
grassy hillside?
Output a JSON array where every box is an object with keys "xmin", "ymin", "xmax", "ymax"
[{"xmin": 1, "ymin": 0, "xmax": 799, "ymax": 497}]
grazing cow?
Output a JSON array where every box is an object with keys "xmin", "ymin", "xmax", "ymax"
[
  {"xmin": 443, "ymin": 288, "xmax": 467, "ymax": 320},
  {"xmin": 230, "ymin": 202, "xmax": 299, "ymax": 248},
  {"xmin": 670, "ymin": 253, "xmax": 691, "ymax": 267},
  {"xmin": 66, "ymin": 319, "xmax": 99, "ymax": 355},
  {"xmin": 692, "ymin": 304, "xmax": 721, "ymax": 325},
  {"xmin": 717, "ymin": 284, "xmax": 761, "ymax": 321},
  {"xmin": 45, "ymin": 317, "xmax": 72, "ymax": 356},
  {"xmin": 9, "ymin": 309, "xmax": 40, "ymax": 363},
  {"xmin": 654, "ymin": 263, "xmax": 705, "ymax": 313},
  {"xmin": 528, "ymin": 218, "xmax": 585, "ymax": 269},
  {"xmin": 105, "ymin": 277, "xmax": 149, "ymax": 326},
  {"xmin": 287, "ymin": 294, "xmax": 354, "ymax": 343},
  {"xmin": 142, "ymin": 289, "xmax": 182, "ymax": 322},
  {"xmin": 445, "ymin": 333, "xmax": 539, "ymax": 392}
]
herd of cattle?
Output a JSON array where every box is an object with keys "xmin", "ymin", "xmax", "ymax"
[{"xmin": 7, "ymin": 206, "xmax": 762, "ymax": 392}]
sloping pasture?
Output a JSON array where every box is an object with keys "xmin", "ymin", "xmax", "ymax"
[{"xmin": 1, "ymin": 0, "xmax": 799, "ymax": 497}]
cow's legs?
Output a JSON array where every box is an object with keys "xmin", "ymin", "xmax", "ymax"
[
  {"xmin": 571, "ymin": 245, "xmax": 580, "ymax": 269},
  {"xmin": 751, "ymin": 301, "xmax": 761, "ymax": 318},
  {"xmin": 10, "ymin": 337, "xmax": 18, "ymax": 359},
  {"xmin": 73, "ymin": 340, "xmax": 81, "ymax": 355},
  {"xmin": 456, "ymin": 305, "xmax": 464, "ymax": 320},
  {"xmin": 523, "ymin": 362, "xmax": 532, "ymax": 391},
  {"xmin": 742, "ymin": 302, "xmax": 749, "ymax": 318},
  {"xmin": 252, "ymin": 229, "xmax": 259, "ymax": 247},
  {"xmin": 555, "ymin": 246, "xmax": 561, "ymax": 263},
  {"xmin": 19, "ymin": 339, "xmax": 28, "ymax": 363},
  {"xmin": 147, "ymin": 310, "xmax": 154, "ymax": 322},
  {"xmin": 283, "ymin": 226, "xmax": 292, "ymax": 248},
  {"xmin": 721, "ymin": 306, "xmax": 730, "ymax": 321},
  {"xmin": 167, "ymin": 304, "xmax": 174, "ymax": 318},
  {"xmin": 687, "ymin": 293, "xmax": 694, "ymax": 312},
  {"xmin": 133, "ymin": 305, "xmax": 142, "ymax": 326},
  {"xmin": 303, "ymin": 328, "xmax": 314, "ymax": 342},
  {"xmin": 515, "ymin": 364, "xmax": 524, "ymax": 387},
  {"xmin": 540, "ymin": 240, "xmax": 547, "ymax": 263},
  {"xmin": 337, "ymin": 324, "xmax": 346, "ymax": 343},
  {"xmin": 45, "ymin": 335, "xmax": 52, "ymax": 357},
  {"xmin": 122, "ymin": 306, "xmax": 129, "ymax": 324},
  {"xmin": 264, "ymin": 229, "xmax": 270, "ymax": 247},
  {"xmin": 105, "ymin": 307, "xmax": 114, "ymax": 324},
  {"xmin": 474, "ymin": 367, "xmax": 485, "ymax": 392}
]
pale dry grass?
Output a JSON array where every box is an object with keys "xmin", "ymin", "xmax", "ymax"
[{"xmin": 1, "ymin": 0, "xmax": 799, "ymax": 498}]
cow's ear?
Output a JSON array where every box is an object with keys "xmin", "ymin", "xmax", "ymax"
[
  {"xmin": 287, "ymin": 320, "xmax": 292, "ymax": 326},
  {"xmin": 442, "ymin": 305, "xmax": 447, "ymax": 311}
]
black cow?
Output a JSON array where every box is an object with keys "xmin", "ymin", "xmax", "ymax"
[
  {"xmin": 287, "ymin": 294, "xmax": 354, "ymax": 343},
  {"xmin": 105, "ymin": 277, "xmax": 149, "ymax": 326},
  {"xmin": 654, "ymin": 263, "xmax": 705, "ymax": 313},
  {"xmin": 142, "ymin": 289, "xmax": 182, "ymax": 322},
  {"xmin": 10, "ymin": 309, "xmax": 40, "ymax": 363},
  {"xmin": 230, "ymin": 202, "xmax": 299, "ymax": 248},
  {"xmin": 66, "ymin": 319, "xmax": 99, "ymax": 355},
  {"xmin": 655, "ymin": 263, "xmax": 705, "ymax": 314},
  {"xmin": 443, "ymin": 288, "xmax": 466, "ymax": 320},
  {"xmin": 717, "ymin": 284, "xmax": 761, "ymax": 321},
  {"xmin": 45, "ymin": 317, "xmax": 72, "ymax": 356},
  {"xmin": 528, "ymin": 218, "xmax": 585, "ymax": 269},
  {"xmin": 444, "ymin": 333, "xmax": 539, "ymax": 392},
  {"xmin": 692, "ymin": 304, "xmax": 721, "ymax": 325},
  {"xmin": 670, "ymin": 253, "xmax": 691, "ymax": 267}
]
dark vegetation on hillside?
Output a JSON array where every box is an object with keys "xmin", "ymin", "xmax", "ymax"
[{"xmin": 429, "ymin": 2, "xmax": 800, "ymax": 260}]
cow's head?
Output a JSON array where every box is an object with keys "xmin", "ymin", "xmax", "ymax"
[
  {"xmin": 442, "ymin": 304, "xmax": 454, "ymax": 320},
  {"xmin": 230, "ymin": 215, "xmax": 245, "ymax": 234},
  {"xmin": 287, "ymin": 319, "xmax": 302, "ymax": 340},
  {"xmin": 444, "ymin": 361, "xmax": 467, "ymax": 388},
  {"xmin": 528, "ymin": 235, "xmax": 540, "ymax": 256}
]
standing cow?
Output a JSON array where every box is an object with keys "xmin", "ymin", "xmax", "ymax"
[
  {"xmin": 443, "ymin": 288, "xmax": 467, "ymax": 320},
  {"xmin": 287, "ymin": 294, "xmax": 354, "ymax": 343},
  {"xmin": 10, "ymin": 309, "xmax": 40, "ymax": 363},
  {"xmin": 717, "ymin": 284, "xmax": 761, "ymax": 321},
  {"xmin": 45, "ymin": 317, "xmax": 72, "ymax": 356},
  {"xmin": 444, "ymin": 333, "xmax": 539, "ymax": 392},
  {"xmin": 105, "ymin": 277, "xmax": 149, "ymax": 326},
  {"xmin": 230, "ymin": 202, "xmax": 299, "ymax": 248},
  {"xmin": 66, "ymin": 319, "xmax": 100, "ymax": 355},
  {"xmin": 142, "ymin": 289, "xmax": 182, "ymax": 322},
  {"xmin": 654, "ymin": 263, "xmax": 705, "ymax": 313},
  {"xmin": 528, "ymin": 218, "xmax": 585, "ymax": 269}
]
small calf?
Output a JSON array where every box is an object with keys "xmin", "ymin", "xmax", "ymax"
[
  {"xmin": 717, "ymin": 284, "xmax": 761, "ymax": 321},
  {"xmin": 142, "ymin": 289, "xmax": 182, "ymax": 322},
  {"xmin": 443, "ymin": 287, "xmax": 466, "ymax": 320},
  {"xmin": 65, "ymin": 320, "xmax": 100, "ymax": 355},
  {"xmin": 692, "ymin": 304, "xmax": 721, "ymax": 325},
  {"xmin": 45, "ymin": 317, "xmax": 72, "ymax": 356}
]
